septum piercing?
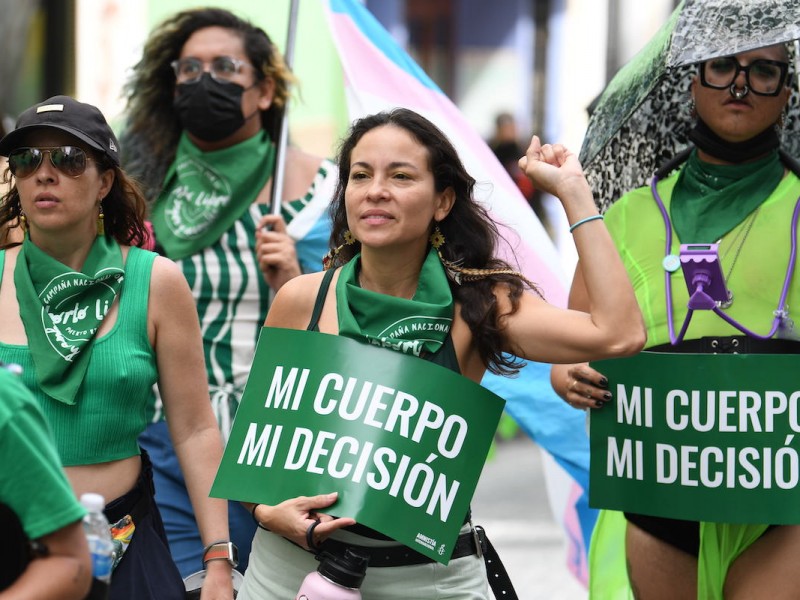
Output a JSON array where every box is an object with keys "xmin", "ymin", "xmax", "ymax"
[{"xmin": 729, "ymin": 83, "xmax": 749, "ymax": 100}]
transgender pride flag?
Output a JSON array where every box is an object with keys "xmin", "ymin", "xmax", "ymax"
[{"xmin": 322, "ymin": 0, "xmax": 596, "ymax": 586}]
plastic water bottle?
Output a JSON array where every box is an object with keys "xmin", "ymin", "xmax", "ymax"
[
  {"xmin": 295, "ymin": 549, "xmax": 369, "ymax": 599},
  {"xmin": 80, "ymin": 492, "xmax": 114, "ymax": 597}
]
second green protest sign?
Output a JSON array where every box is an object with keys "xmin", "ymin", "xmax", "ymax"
[
  {"xmin": 590, "ymin": 351, "xmax": 800, "ymax": 524},
  {"xmin": 211, "ymin": 327, "xmax": 505, "ymax": 564}
]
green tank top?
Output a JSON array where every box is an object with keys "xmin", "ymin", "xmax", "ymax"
[
  {"xmin": 0, "ymin": 247, "xmax": 158, "ymax": 466},
  {"xmin": 604, "ymin": 171, "xmax": 800, "ymax": 346}
]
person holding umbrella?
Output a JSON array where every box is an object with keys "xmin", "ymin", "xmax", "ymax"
[
  {"xmin": 553, "ymin": 42, "xmax": 800, "ymax": 599},
  {"xmin": 120, "ymin": 7, "xmax": 336, "ymax": 577}
]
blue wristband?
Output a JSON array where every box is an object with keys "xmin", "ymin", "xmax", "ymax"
[{"xmin": 569, "ymin": 214, "xmax": 604, "ymax": 233}]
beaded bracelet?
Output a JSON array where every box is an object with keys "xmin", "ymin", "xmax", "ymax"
[
  {"xmin": 569, "ymin": 214, "xmax": 604, "ymax": 233},
  {"xmin": 251, "ymin": 503, "xmax": 270, "ymax": 531}
]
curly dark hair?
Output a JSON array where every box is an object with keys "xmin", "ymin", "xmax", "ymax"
[
  {"xmin": 328, "ymin": 108, "xmax": 535, "ymax": 375},
  {"xmin": 120, "ymin": 7, "xmax": 295, "ymax": 201},
  {"xmin": 0, "ymin": 151, "xmax": 148, "ymax": 247}
]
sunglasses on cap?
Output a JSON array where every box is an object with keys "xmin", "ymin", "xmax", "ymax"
[{"xmin": 8, "ymin": 146, "xmax": 94, "ymax": 179}]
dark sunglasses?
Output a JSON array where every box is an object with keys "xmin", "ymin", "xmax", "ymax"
[{"xmin": 8, "ymin": 146, "xmax": 92, "ymax": 179}]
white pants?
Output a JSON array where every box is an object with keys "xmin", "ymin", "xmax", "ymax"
[{"xmin": 239, "ymin": 523, "xmax": 490, "ymax": 600}]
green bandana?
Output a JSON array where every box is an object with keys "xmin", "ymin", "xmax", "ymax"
[
  {"xmin": 671, "ymin": 149, "xmax": 784, "ymax": 243},
  {"xmin": 151, "ymin": 131, "xmax": 275, "ymax": 260},
  {"xmin": 336, "ymin": 248, "xmax": 454, "ymax": 357},
  {"xmin": 14, "ymin": 236, "xmax": 125, "ymax": 405}
]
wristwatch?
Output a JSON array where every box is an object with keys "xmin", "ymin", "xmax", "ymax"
[{"xmin": 202, "ymin": 541, "xmax": 239, "ymax": 569}]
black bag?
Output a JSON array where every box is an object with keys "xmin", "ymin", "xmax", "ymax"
[
  {"xmin": 0, "ymin": 502, "xmax": 30, "ymax": 591},
  {"xmin": 0, "ymin": 502, "xmax": 108, "ymax": 599}
]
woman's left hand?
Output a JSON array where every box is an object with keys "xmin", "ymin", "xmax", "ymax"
[
  {"xmin": 518, "ymin": 135, "xmax": 589, "ymax": 201},
  {"xmin": 256, "ymin": 214, "xmax": 302, "ymax": 291},
  {"xmin": 199, "ymin": 559, "xmax": 235, "ymax": 599},
  {"xmin": 254, "ymin": 493, "xmax": 356, "ymax": 550}
]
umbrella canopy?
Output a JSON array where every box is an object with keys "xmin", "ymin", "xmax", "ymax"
[{"xmin": 580, "ymin": 0, "xmax": 800, "ymax": 211}]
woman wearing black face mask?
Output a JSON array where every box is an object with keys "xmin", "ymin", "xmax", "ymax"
[
  {"xmin": 553, "ymin": 43, "xmax": 800, "ymax": 599},
  {"xmin": 120, "ymin": 8, "xmax": 337, "ymax": 580}
]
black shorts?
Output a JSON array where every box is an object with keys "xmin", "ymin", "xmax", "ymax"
[{"xmin": 624, "ymin": 513, "xmax": 700, "ymax": 557}]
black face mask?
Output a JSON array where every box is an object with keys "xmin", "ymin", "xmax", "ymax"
[{"xmin": 174, "ymin": 73, "xmax": 247, "ymax": 142}]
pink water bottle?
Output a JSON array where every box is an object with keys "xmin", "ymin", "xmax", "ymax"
[{"xmin": 295, "ymin": 549, "xmax": 369, "ymax": 599}]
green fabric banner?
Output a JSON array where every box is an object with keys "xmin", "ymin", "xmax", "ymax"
[
  {"xmin": 589, "ymin": 351, "xmax": 800, "ymax": 524},
  {"xmin": 211, "ymin": 327, "xmax": 505, "ymax": 563}
]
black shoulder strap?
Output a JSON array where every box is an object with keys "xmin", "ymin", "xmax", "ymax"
[
  {"xmin": 306, "ymin": 268, "xmax": 336, "ymax": 332},
  {"xmin": 779, "ymin": 149, "xmax": 800, "ymax": 179}
]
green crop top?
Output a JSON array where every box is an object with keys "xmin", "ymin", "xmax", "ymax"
[{"xmin": 0, "ymin": 246, "xmax": 159, "ymax": 466}]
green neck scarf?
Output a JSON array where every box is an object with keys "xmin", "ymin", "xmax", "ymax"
[
  {"xmin": 336, "ymin": 248, "xmax": 454, "ymax": 357},
  {"xmin": 151, "ymin": 130, "xmax": 275, "ymax": 260},
  {"xmin": 14, "ymin": 235, "xmax": 125, "ymax": 405},
  {"xmin": 671, "ymin": 149, "xmax": 784, "ymax": 243}
]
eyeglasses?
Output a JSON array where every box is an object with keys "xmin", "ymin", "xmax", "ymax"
[
  {"xmin": 700, "ymin": 57, "xmax": 789, "ymax": 96},
  {"xmin": 170, "ymin": 56, "xmax": 254, "ymax": 84},
  {"xmin": 8, "ymin": 146, "xmax": 92, "ymax": 179}
]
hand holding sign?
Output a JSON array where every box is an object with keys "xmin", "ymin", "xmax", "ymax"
[
  {"xmin": 211, "ymin": 328, "xmax": 505, "ymax": 564},
  {"xmin": 254, "ymin": 492, "xmax": 356, "ymax": 550}
]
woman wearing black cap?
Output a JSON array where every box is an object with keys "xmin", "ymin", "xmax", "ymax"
[{"xmin": 0, "ymin": 96, "xmax": 234, "ymax": 600}]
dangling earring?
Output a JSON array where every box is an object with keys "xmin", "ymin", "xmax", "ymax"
[
  {"xmin": 429, "ymin": 225, "xmax": 445, "ymax": 251},
  {"xmin": 430, "ymin": 223, "xmax": 463, "ymax": 284},
  {"xmin": 322, "ymin": 230, "xmax": 356, "ymax": 270},
  {"xmin": 96, "ymin": 203, "xmax": 105, "ymax": 236},
  {"xmin": 777, "ymin": 110, "xmax": 787, "ymax": 130},
  {"xmin": 18, "ymin": 211, "xmax": 27, "ymax": 233},
  {"xmin": 688, "ymin": 97, "xmax": 696, "ymax": 119}
]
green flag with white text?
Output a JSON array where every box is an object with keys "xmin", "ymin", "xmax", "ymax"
[
  {"xmin": 211, "ymin": 327, "xmax": 505, "ymax": 564},
  {"xmin": 589, "ymin": 351, "xmax": 800, "ymax": 524}
]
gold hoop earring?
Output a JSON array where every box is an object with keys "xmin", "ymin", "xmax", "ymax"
[
  {"xmin": 19, "ymin": 212, "xmax": 27, "ymax": 233},
  {"xmin": 96, "ymin": 203, "xmax": 105, "ymax": 236}
]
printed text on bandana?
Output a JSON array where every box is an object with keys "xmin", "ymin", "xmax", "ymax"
[
  {"xmin": 163, "ymin": 157, "xmax": 231, "ymax": 239},
  {"xmin": 589, "ymin": 352, "xmax": 800, "ymax": 524},
  {"xmin": 211, "ymin": 328, "xmax": 504, "ymax": 564},
  {"xmin": 41, "ymin": 271, "xmax": 122, "ymax": 361}
]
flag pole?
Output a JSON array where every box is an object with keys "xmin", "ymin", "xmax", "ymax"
[{"xmin": 271, "ymin": 0, "xmax": 301, "ymax": 217}]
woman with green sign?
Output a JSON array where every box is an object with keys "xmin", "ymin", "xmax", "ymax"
[
  {"xmin": 240, "ymin": 108, "xmax": 646, "ymax": 598},
  {"xmin": 553, "ymin": 43, "xmax": 800, "ymax": 599},
  {"xmin": 0, "ymin": 96, "xmax": 233, "ymax": 599}
]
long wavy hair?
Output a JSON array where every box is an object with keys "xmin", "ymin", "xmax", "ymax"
[
  {"xmin": 120, "ymin": 7, "xmax": 295, "ymax": 201},
  {"xmin": 329, "ymin": 108, "xmax": 535, "ymax": 375},
  {"xmin": 0, "ymin": 151, "xmax": 148, "ymax": 247}
]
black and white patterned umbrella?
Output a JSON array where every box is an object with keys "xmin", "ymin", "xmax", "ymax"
[{"xmin": 580, "ymin": 0, "xmax": 800, "ymax": 211}]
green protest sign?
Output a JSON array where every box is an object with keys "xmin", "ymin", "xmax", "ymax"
[
  {"xmin": 211, "ymin": 327, "xmax": 505, "ymax": 563},
  {"xmin": 590, "ymin": 351, "xmax": 800, "ymax": 524}
]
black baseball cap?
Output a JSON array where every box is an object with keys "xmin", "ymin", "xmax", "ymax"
[{"xmin": 0, "ymin": 95, "xmax": 120, "ymax": 166}]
